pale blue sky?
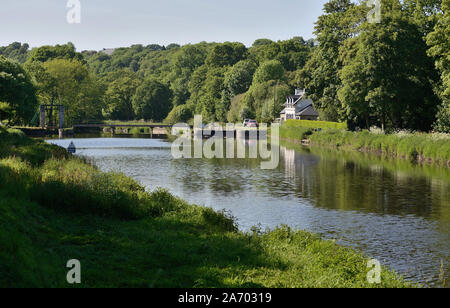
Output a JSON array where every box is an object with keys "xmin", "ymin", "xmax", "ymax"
[{"xmin": 1, "ymin": 0, "xmax": 328, "ymax": 51}]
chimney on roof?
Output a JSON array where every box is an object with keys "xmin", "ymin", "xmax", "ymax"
[{"xmin": 295, "ymin": 89, "xmax": 305, "ymax": 96}]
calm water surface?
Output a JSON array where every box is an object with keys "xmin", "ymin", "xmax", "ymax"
[{"xmin": 48, "ymin": 137, "xmax": 450, "ymax": 287}]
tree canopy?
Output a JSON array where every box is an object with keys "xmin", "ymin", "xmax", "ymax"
[
  {"xmin": 427, "ymin": 0, "xmax": 450, "ymax": 132},
  {"xmin": 132, "ymin": 79, "xmax": 172, "ymax": 122},
  {"xmin": 0, "ymin": 42, "xmax": 29, "ymax": 63},
  {"xmin": 253, "ymin": 60, "xmax": 285, "ymax": 84},
  {"xmin": 27, "ymin": 43, "xmax": 85, "ymax": 64},
  {"xmin": 0, "ymin": 56, "xmax": 37, "ymax": 124},
  {"xmin": 103, "ymin": 70, "xmax": 142, "ymax": 121},
  {"xmin": 298, "ymin": 0, "xmax": 445, "ymax": 131},
  {"xmin": 339, "ymin": 0, "xmax": 439, "ymax": 130},
  {"xmin": 26, "ymin": 58, "xmax": 103, "ymax": 125}
]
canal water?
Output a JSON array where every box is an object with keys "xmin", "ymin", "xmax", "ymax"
[{"xmin": 47, "ymin": 137, "xmax": 449, "ymax": 287}]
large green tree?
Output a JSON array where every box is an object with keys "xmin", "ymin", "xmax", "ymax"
[
  {"xmin": 0, "ymin": 42, "xmax": 30, "ymax": 63},
  {"xmin": 26, "ymin": 58, "xmax": 104, "ymax": 125},
  {"xmin": 275, "ymin": 37, "xmax": 312, "ymax": 71},
  {"xmin": 339, "ymin": 0, "xmax": 440, "ymax": 131},
  {"xmin": 0, "ymin": 56, "xmax": 38, "ymax": 124},
  {"xmin": 403, "ymin": 0, "xmax": 443, "ymax": 35},
  {"xmin": 224, "ymin": 60, "xmax": 257, "ymax": 96},
  {"xmin": 253, "ymin": 60, "xmax": 285, "ymax": 84},
  {"xmin": 252, "ymin": 39, "xmax": 274, "ymax": 47},
  {"xmin": 196, "ymin": 67, "xmax": 228, "ymax": 122},
  {"xmin": 187, "ymin": 42, "xmax": 246, "ymax": 122},
  {"xmin": 27, "ymin": 43, "xmax": 85, "ymax": 64},
  {"xmin": 240, "ymin": 81, "xmax": 291, "ymax": 121},
  {"xmin": 132, "ymin": 79, "xmax": 172, "ymax": 121},
  {"xmin": 205, "ymin": 42, "xmax": 247, "ymax": 68},
  {"xmin": 103, "ymin": 70, "xmax": 142, "ymax": 120},
  {"xmin": 218, "ymin": 60, "xmax": 258, "ymax": 122},
  {"xmin": 168, "ymin": 45, "xmax": 209, "ymax": 106},
  {"xmin": 249, "ymin": 37, "xmax": 313, "ymax": 72},
  {"xmin": 427, "ymin": 0, "xmax": 450, "ymax": 132},
  {"xmin": 297, "ymin": 0, "xmax": 359, "ymax": 122}
]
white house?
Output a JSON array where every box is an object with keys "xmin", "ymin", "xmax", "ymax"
[{"xmin": 280, "ymin": 89, "xmax": 319, "ymax": 122}]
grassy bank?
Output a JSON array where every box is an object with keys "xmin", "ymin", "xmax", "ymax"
[
  {"xmin": 0, "ymin": 127, "xmax": 412, "ymax": 287},
  {"xmin": 280, "ymin": 120, "xmax": 450, "ymax": 166},
  {"xmin": 281, "ymin": 140, "xmax": 450, "ymax": 184}
]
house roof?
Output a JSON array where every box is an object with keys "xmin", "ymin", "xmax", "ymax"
[
  {"xmin": 280, "ymin": 99, "xmax": 318, "ymax": 116},
  {"xmin": 294, "ymin": 99, "xmax": 314, "ymax": 113},
  {"xmin": 280, "ymin": 89, "xmax": 319, "ymax": 117},
  {"xmin": 296, "ymin": 105, "xmax": 319, "ymax": 117}
]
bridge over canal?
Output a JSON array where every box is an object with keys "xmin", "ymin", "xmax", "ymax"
[
  {"xmin": 72, "ymin": 123, "xmax": 179, "ymax": 138},
  {"xmin": 72, "ymin": 123, "xmax": 266, "ymax": 139}
]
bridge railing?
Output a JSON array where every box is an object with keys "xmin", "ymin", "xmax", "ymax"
[{"xmin": 71, "ymin": 119, "xmax": 170, "ymax": 127}]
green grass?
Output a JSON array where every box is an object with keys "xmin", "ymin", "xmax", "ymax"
[
  {"xmin": 280, "ymin": 122, "xmax": 450, "ymax": 166},
  {"xmin": 309, "ymin": 130, "xmax": 450, "ymax": 165},
  {"xmin": 280, "ymin": 120, "xmax": 347, "ymax": 143},
  {"xmin": 0, "ymin": 127, "xmax": 69, "ymax": 165},
  {"xmin": 0, "ymin": 128, "xmax": 412, "ymax": 288},
  {"xmin": 280, "ymin": 126, "xmax": 314, "ymax": 141},
  {"xmin": 284, "ymin": 119, "xmax": 348, "ymax": 130}
]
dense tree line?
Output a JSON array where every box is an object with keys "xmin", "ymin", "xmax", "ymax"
[
  {"xmin": 0, "ymin": 42, "xmax": 30, "ymax": 63},
  {"xmin": 0, "ymin": 0, "xmax": 448, "ymax": 132},
  {"xmin": 298, "ymin": 0, "xmax": 447, "ymax": 132},
  {"xmin": 427, "ymin": 0, "xmax": 450, "ymax": 133},
  {"xmin": 0, "ymin": 56, "xmax": 37, "ymax": 124}
]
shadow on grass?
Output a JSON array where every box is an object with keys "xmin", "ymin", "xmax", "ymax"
[{"xmin": 0, "ymin": 192, "xmax": 277, "ymax": 288}]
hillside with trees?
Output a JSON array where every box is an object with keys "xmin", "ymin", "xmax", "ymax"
[{"xmin": 0, "ymin": 0, "xmax": 448, "ymax": 133}]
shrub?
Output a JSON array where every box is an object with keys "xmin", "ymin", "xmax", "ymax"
[
  {"xmin": 147, "ymin": 188, "xmax": 186, "ymax": 216},
  {"xmin": 0, "ymin": 158, "xmax": 36, "ymax": 195},
  {"xmin": 280, "ymin": 126, "xmax": 313, "ymax": 141},
  {"xmin": 0, "ymin": 130, "xmax": 69, "ymax": 165},
  {"xmin": 0, "ymin": 156, "xmax": 187, "ymax": 220},
  {"xmin": 201, "ymin": 208, "xmax": 238, "ymax": 233},
  {"xmin": 433, "ymin": 102, "xmax": 450, "ymax": 133},
  {"xmin": 30, "ymin": 158, "xmax": 155, "ymax": 219},
  {"xmin": 129, "ymin": 127, "xmax": 151, "ymax": 135},
  {"xmin": 164, "ymin": 105, "xmax": 193, "ymax": 125}
]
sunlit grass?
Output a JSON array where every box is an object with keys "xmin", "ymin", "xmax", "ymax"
[
  {"xmin": 279, "ymin": 123, "xmax": 450, "ymax": 166},
  {"xmin": 309, "ymin": 130, "xmax": 450, "ymax": 165}
]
